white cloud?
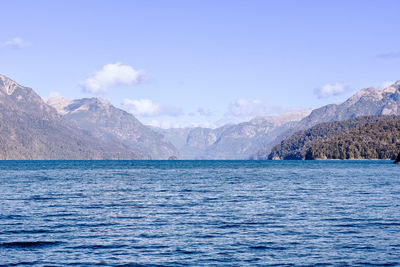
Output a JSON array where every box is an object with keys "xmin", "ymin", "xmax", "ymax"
[
  {"xmin": 147, "ymin": 119, "xmax": 216, "ymax": 129},
  {"xmin": 214, "ymin": 98, "xmax": 283, "ymax": 125},
  {"xmin": 3, "ymin": 37, "xmax": 28, "ymax": 49},
  {"xmin": 187, "ymin": 108, "xmax": 214, "ymax": 117},
  {"xmin": 228, "ymin": 98, "xmax": 277, "ymax": 117},
  {"xmin": 147, "ymin": 119, "xmax": 173, "ymax": 129},
  {"xmin": 314, "ymin": 83, "xmax": 350, "ymax": 98},
  {"xmin": 197, "ymin": 107, "xmax": 214, "ymax": 116},
  {"xmin": 147, "ymin": 120, "xmax": 187, "ymax": 129},
  {"xmin": 81, "ymin": 63, "xmax": 145, "ymax": 94},
  {"xmin": 378, "ymin": 81, "xmax": 394, "ymax": 90},
  {"xmin": 122, "ymin": 99, "xmax": 160, "ymax": 116},
  {"xmin": 122, "ymin": 98, "xmax": 184, "ymax": 117},
  {"xmin": 48, "ymin": 91, "xmax": 61, "ymax": 98}
]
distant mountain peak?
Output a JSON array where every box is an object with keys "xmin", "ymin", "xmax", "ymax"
[
  {"xmin": 346, "ymin": 87, "xmax": 380, "ymax": 104},
  {"xmin": 250, "ymin": 109, "xmax": 312, "ymax": 125},
  {"xmin": 382, "ymin": 80, "xmax": 400, "ymax": 94},
  {"xmin": 46, "ymin": 97, "xmax": 73, "ymax": 115},
  {"xmin": 47, "ymin": 97, "xmax": 113, "ymax": 115},
  {"xmin": 0, "ymin": 74, "xmax": 23, "ymax": 95},
  {"xmin": 78, "ymin": 97, "xmax": 110, "ymax": 105},
  {"xmin": 345, "ymin": 82, "xmax": 400, "ymax": 106},
  {"xmin": 70, "ymin": 98, "xmax": 112, "ymax": 110}
]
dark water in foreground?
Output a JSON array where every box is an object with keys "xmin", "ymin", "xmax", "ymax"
[{"xmin": 0, "ymin": 160, "xmax": 399, "ymax": 266}]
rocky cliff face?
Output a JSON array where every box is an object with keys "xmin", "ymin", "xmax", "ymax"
[
  {"xmin": 0, "ymin": 74, "xmax": 144, "ymax": 159},
  {"xmin": 47, "ymin": 97, "xmax": 180, "ymax": 159},
  {"xmin": 253, "ymin": 81, "xmax": 400, "ymax": 159}
]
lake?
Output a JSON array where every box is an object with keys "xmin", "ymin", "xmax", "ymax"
[{"xmin": 0, "ymin": 160, "xmax": 399, "ymax": 266}]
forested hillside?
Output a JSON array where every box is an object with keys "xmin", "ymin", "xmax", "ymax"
[{"xmin": 268, "ymin": 115, "xmax": 400, "ymax": 160}]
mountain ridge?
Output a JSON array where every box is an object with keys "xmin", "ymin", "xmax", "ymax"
[
  {"xmin": 0, "ymin": 74, "xmax": 144, "ymax": 159},
  {"xmin": 253, "ymin": 81, "xmax": 400, "ymax": 159},
  {"xmin": 46, "ymin": 97, "xmax": 180, "ymax": 159}
]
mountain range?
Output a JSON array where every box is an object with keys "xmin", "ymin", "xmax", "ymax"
[
  {"xmin": 154, "ymin": 110, "xmax": 311, "ymax": 159},
  {"xmin": 1, "ymin": 73, "xmax": 400, "ymax": 160},
  {"xmin": 0, "ymin": 74, "xmax": 177, "ymax": 159}
]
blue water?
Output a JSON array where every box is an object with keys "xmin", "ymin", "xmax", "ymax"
[{"xmin": 1, "ymin": 160, "xmax": 399, "ymax": 266}]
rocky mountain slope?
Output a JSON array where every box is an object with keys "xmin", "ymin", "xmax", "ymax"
[
  {"xmin": 253, "ymin": 81, "xmax": 400, "ymax": 159},
  {"xmin": 156, "ymin": 110, "xmax": 311, "ymax": 159},
  {"xmin": 47, "ymin": 97, "xmax": 179, "ymax": 159},
  {"xmin": 0, "ymin": 74, "xmax": 144, "ymax": 159},
  {"xmin": 267, "ymin": 115, "xmax": 400, "ymax": 160}
]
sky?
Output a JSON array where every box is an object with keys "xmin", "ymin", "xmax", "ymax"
[{"xmin": 1, "ymin": 0, "xmax": 400, "ymax": 128}]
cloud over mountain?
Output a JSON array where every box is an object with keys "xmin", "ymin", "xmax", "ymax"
[
  {"xmin": 314, "ymin": 82, "xmax": 350, "ymax": 98},
  {"xmin": 197, "ymin": 107, "xmax": 214, "ymax": 116},
  {"xmin": 229, "ymin": 99, "xmax": 268, "ymax": 117},
  {"xmin": 122, "ymin": 98, "xmax": 184, "ymax": 117},
  {"xmin": 81, "ymin": 63, "xmax": 144, "ymax": 94}
]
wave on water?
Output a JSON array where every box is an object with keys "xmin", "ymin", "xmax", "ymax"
[
  {"xmin": 0, "ymin": 160, "xmax": 399, "ymax": 265},
  {"xmin": 0, "ymin": 241, "xmax": 61, "ymax": 248}
]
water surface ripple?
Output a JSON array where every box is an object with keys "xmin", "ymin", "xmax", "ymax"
[{"xmin": 0, "ymin": 160, "xmax": 399, "ymax": 266}]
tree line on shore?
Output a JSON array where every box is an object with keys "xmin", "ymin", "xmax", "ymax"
[{"xmin": 268, "ymin": 115, "xmax": 400, "ymax": 160}]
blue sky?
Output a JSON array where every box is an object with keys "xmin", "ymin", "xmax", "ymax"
[{"xmin": 1, "ymin": 0, "xmax": 400, "ymax": 127}]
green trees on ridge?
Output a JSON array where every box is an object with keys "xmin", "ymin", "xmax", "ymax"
[{"xmin": 268, "ymin": 115, "xmax": 400, "ymax": 160}]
